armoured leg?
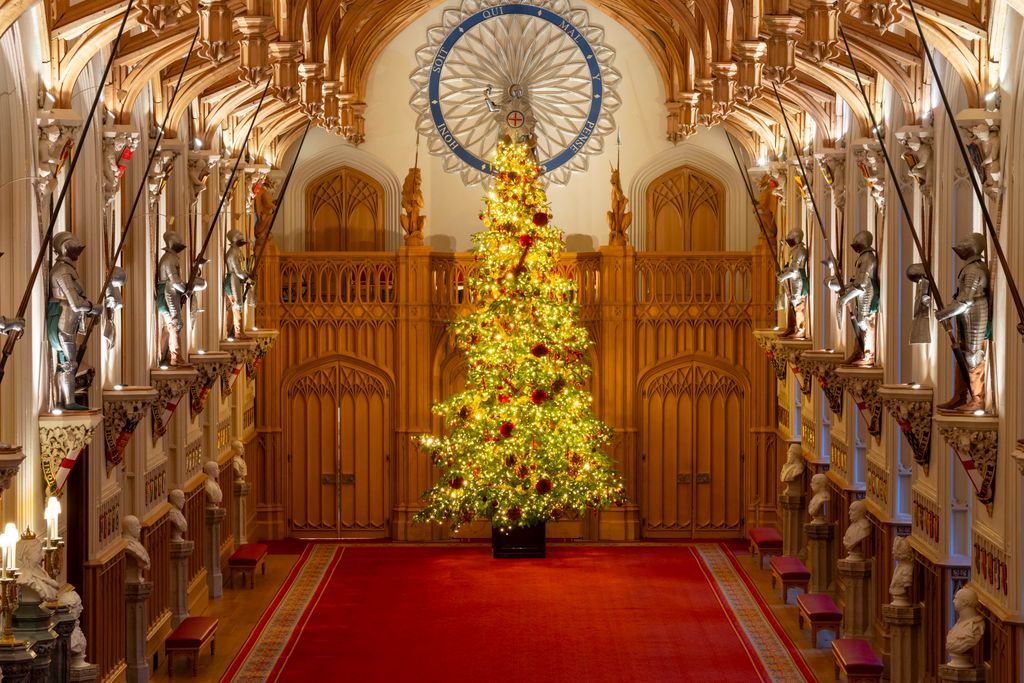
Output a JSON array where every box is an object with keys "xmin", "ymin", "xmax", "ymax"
[
  {"xmin": 791, "ymin": 298, "xmax": 807, "ymax": 339},
  {"xmin": 57, "ymin": 337, "xmax": 84, "ymax": 410},
  {"xmin": 166, "ymin": 320, "xmax": 183, "ymax": 366},
  {"xmin": 937, "ymin": 348, "xmax": 970, "ymax": 414}
]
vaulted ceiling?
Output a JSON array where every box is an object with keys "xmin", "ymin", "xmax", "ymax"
[{"xmin": 23, "ymin": 0, "xmax": 993, "ymax": 163}]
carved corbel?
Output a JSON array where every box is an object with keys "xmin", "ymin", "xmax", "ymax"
[
  {"xmin": 815, "ymin": 147, "xmax": 847, "ymax": 212},
  {"xmin": 198, "ymin": 0, "xmax": 233, "ymax": 65},
  {"xmin": 187, "ymin": 152, "xmax": 220, "ymax": 207},
  {"xmin": 0, "ymin": 445, "xmax": 25, "ymax": 498},
  {"xmin": 338, "ymin": 96, "xmax": 366, "ymax": 144},
  {"xmin": 836, "ymin": 365, "xmax": 884, "ymax": 438},
  {"xmin": 150, "ymin": 367, "xmax": 199, "ymax": 443},
  {"xmin": 711, "ymin": 62, "xmax": 737, "ymax": 120},
  {"xmin": 955, "ymin": 110, "xmax": 1002, "ymax": 205},
  {"xmin": 39, "ymin": 410, "xmax": 103, "ymax": 495},
  {"xmin": 189, "ymin": 351, "xmax": 232, "ymax": 417},
  {"xmin": 148, "ymin": 149, "xmax": 178, "ymax": 214},
  {"xmin": 754, "ymin": 329, "xmax": 788, "ymax": 382},
  {"xmin": 298, "ymin": 63, "xmax": 325, "ymax": 120},
  {"xmin": 935, "ymin": 413, "xmax": 998, "ymax": 514},
  {"xmin": 36, "ymin": 110, "xmax": 80, "ymax": 206},
  {"xmin": 668, "ymin": 92, "xmax": 700, "ymax": 142},
  {"xmin": 878, "ymin": 384, "xmax": 934, "ymax": 473},
  {"xmin": 863, "ymin": 0, "xmax": 903, "ymax": 33},
  {"xmin": 735, "ymin": 41, "xmax": 766, "ymax": 104},
  {"xmin": 894, "ymin": 125, "xmax": 934, "ymax": 201},
  {"xmin": 220, "ymin": 339, "xmax": 257, "ymax": 396},
  {"xmin": 135, "ymin": 0, "xmax": 180, "ymax": 34},
  {"xmin": 269, "ymin": 42, "xmax": 303, "ymax": 104},
  {"xmin": 778, "ymin": 337, "xmax": 815, "ymax": 396},
  {"xmin": 322, "ymin": 81, "xmax": 341, "ymax": 131},
  {"xmin": 803, "ymin": 350, "xmax": 845, "ymax": 416},
  {"xmin": 804, "ymin": 0, "xmax": 841, "ymax": 63},
  {"xmin": 235, "ymin": 14, "xmax": 273, "ymax": 86},
  {"xmin": 102, "ymin": 125, "xmax": 140, "ymax": 207},
  {"xmin": 763, "ymin": 15, "xmax": 802, "ymax": 85},
  {"xmin": 245, "ymin": 329, "xmax": 279, "ymax": 377},
  {"xmin": 696, "ymin": 78, "xmax": 716, "ymax": 128},
  {"xmin": 854, "ymin": 139, "xmax": 885, "ymax": 217},
  {"xmin": 103, "ymin": 386, "xmax": 158, "ymax": 469}
]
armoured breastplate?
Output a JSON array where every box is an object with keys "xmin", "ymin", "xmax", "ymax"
[
  {"xmin": 157, "ymin": 253, "xmax": 181, "ymax": 285},
  {"xmin": 50, "ymin": 259, "xmax": 83, "ymax": 302}
]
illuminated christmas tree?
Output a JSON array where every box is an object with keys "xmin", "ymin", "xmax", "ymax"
[{"xmin": 415, "ymin": 142, "xmax": 624, "ymax": 533}]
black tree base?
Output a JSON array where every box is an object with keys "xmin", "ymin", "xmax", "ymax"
[{"xmin": 491, "ymin": 522, "xmax": 546, "ymax": 559}]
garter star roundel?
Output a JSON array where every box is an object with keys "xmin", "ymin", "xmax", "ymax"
[{"xmin": 410, "ymin": 0, "xmax": 621, "ymax": 186}]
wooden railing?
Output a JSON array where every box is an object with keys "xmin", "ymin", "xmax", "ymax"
[
  {"xmin": 634, "ymin": 253, "xmax": 753, "ymax": 319},
  {"xmin": 141, "ymin": 517, "xmax": 170, "ymax": 635},
  {"xmin": 279, "ymin": 253, "xmax": 397, "ymax": 307}
]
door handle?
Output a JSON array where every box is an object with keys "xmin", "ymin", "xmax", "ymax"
[
  {"xmin": 696, "ymin": 473, "xmax": 710, "ymax": 484},
  {"xmin": 321, "ymin": 474, "xmax": 339, "ymax": 485},
  {"xmin": 677, "ymin": 473, "xmax": 691, "ymax": 484}
]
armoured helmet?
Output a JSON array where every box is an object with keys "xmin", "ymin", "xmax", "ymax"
[
  {"xmin": 905, "ymin": 263, "xmax": 927, "ymax": 283},
  {"xmin": 785, "ymin": 227, "xmax": 804, "ymax": 247},
  {"xmin": 227, "ymin": 229, "xmax": 247, "ymax": 247},
  {"xmin": 851, "ymin": 230, "xmax": 874, "ymax": 253},
  {"xmin": 952, "ymin": 233, "xmax": 986, "ymax": 261},
  {"xmin": 163, "ymin": 231, "xmax": 186, "ymax": 253},
  {"xmin": 52, "ymin": 232, "xmax": 85, "ymax": 260}
]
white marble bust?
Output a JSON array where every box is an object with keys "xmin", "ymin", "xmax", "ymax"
[
  {"xmin": 122, "ymin": 515, "xmax": 151, "ymax": 581},
  {"xmin": 889, "ymin": 536, "xmax": 914, "ymax": 606},
  {"xmin": 807, "ymin": 473, "xmax": 829, "ymax": 524},
  {"xmin": 231, "ymin": 439, "xmax": 248, "ymax": 484},
  {"xmin": 843, "ymin": 500, "xmax": 872, "ymax": 560},
  {"xmin": 15, "ymin": 536, "xmax": 60, "ymax": 602},
  {"xmin": 946, "ymin": 586, "xmax": 985, "ymax": 668},
  {"xmin": 204, "ymin": 460, "xmax": 223, "ymax": 506},
  {"xmin": 779, "ymin": 442, "xmax": 805, "ymax": 494},
  {"xmin": 168, "ymin": 488, "xmax": 187, "ymax": 542}
]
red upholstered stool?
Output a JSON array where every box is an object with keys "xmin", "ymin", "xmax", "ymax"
[
  {"xmin": 165, "ymin": 616, "xmax": 218, "ymax": 677},
  {"xmin": 228, "ymin": 543, "xmax": 268, "ymax": 588},
  {"xmin": 832, "ymin": 638, "xmax": 884, "ymax": 683},
  {"xmin": 769, "ymin": 556, "xmax": 810, "ymax": 603},
  {"xmin": 797, "ymin": 593, "xmax": 842, "ymax": 647},
  {"xmin": 748, "ymin": 527, "xmax": 784, "ymax": 569}
]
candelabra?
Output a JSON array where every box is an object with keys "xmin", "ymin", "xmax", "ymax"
[
  {"xmin": 44, "ymin": 496, "xmax": 63, "ymax": 580},
  {"xmin": 0, "ymin": 523, "xmax": 23, "ymax": 648}
]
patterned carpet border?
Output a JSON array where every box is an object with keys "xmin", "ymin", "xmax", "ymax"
[{"xmin": 220, "ymin": 544, "xmax": 344, "ymax": 682}]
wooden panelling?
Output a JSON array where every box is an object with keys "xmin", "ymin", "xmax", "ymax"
[
  {"xmin": 82, "ymin": 550, "xmax": 126, "ymax": 682},
  {"xmin": 306, "ymin": 166, "xmax": 385, "ymax": 251},
  {"xmin": 646, "ymin": 166, "xmax": 725, "ymax": 251},
  {"xmin": 140, "ymin": 516, "xmax": 170, "ymax": 635}
]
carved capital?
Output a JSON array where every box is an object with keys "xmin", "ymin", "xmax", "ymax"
[
  {"xmin": 836, "ymin": 365, "xmax": 884, "ymax": 438},
  {"xmin": 322, "ymin": 81, "xmax": 342, "ymax": 131},
  {"xmin": 298, "ymin": 62, "xmax": 325, "ymax": 120},
  {"xmin": 778, "ymin": 337, "xmax": 815, "ymax": 396},
  {"xmin": 189, "ymin": 351, "xmax": 232, "ymax": 417},
  {"xmin": 36, "ymin": 110, "xmax": 80, "ymax": 204},
  {"xmin": 863, "ymin": 0, "xmax": 903, "ymax": 33},
  {"xmin": 815, "ymin": 147, "xmax": 847, "ymax": 211},
  {"xmin": 956, "ymin": 109, "xmax": 1002, "ymax": 204},
  {"xmin": 39, "ymin": 410, "xmax": 103, "ymax": 495},
  {"xmin": 803, "ymin": 350, "xmax": 845, "ymax": 416},
  {"xmin": 269, "ymin": 42, "xmax": 303, "ymax": 104},
  {"xmin": 735, "ymin": 41, "xmax": 766, "ymax": 104},
  {"xmin": 102, "ymin": 126, "xmax": 140, "ymax": 206},
  {"xmin": 754, "ymin": 328, "xmax": 788, "ymax": 382},
  {"xmin": 135, "ymin": 0, "xmax": 181, "ymax": 34},
  {"xmin": 198, "ymin": 0, "xmax": 233, "ymax": 65},
  {"xmin": 150, "ymin": 367, "xmax": 199, "ymax": 443},
  {"xmin": 711, "ymin": 62, "xmax": 738, "ymax": 120},
  {"xmin": 338, "ymin": 95, "xmax": 366, "ymax": 145},
  {"xmin": 804, "ymin": 0, "xmax": 841, "ymax": 63},
  {"xmin": 763, "ymin": 15, "xmax": 802, "ymax": 85},
  {"xmin": 667, "ymin": 92, "xmax": 700, "ymax": 142},
  {"xmin": 935, "ymin": 413, "xmax": 999, "ymax": 514},
  {"xmin": 0, "ymin": 445, "xmax": 25, "ymax": 499},
  {"xmin": 103, "ymin": 386, "xmax": 158, "ymax": 469},
  {"xmin": 894, "ymin": 125, "xmax": 934, "ymax": 201},
  {"xmin": 220, "ymin": 339, "xmax": 257, "ymax": 396},
  {"xmin": 235, "ymin": 15, "xmax": 274, "ymax": 86}
]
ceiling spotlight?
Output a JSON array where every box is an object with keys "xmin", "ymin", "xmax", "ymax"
[{"xmin": 194, "ymin": 137, "xmax": 203, "ymax": 149}]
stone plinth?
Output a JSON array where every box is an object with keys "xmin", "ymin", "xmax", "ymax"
[
  {"xmin": 938, "ymin": 664, "xmax": 986, "ymax": 682},
  {"xmin": 205, "ymin": 506, "xmax": 226, "ymax": 598},
  {"xmin": 70, "ymin": 662, "xmax": 99, "ymax": 682},
  {"xmin": 778, "ymin": 492, "xmax": 806, "ymax": 559},
  {"xmin": 12, "ymin": 586, "xmax": 57, "ymax": 680},
  {"xmin": 170, "ymin": 539, "xmax": 195, "ymax": 628},
  {"xmin": 50, "ymin": 604, "xmax": 77, "ymax": 682},
  {"xmin": 882, "ymin": 603, "xmax": 922, "ymax": 683},
  {"xmin": 837, "ymin": 556, "xmax": 872, "ymax": 636},
  {"xmin": 805, "ymin": 522, "xmax": 835, "ymax": 593},
  {"xmin": 0, "ymin": 640, "xmax": 35, "ymax": 682},
  {"xmin": 125, "ymin": 580, "xmax": 152, "ymax": 683},
  {"xmin": 234, "ymin": 481, "xmax": 251, "ymax": 546}
]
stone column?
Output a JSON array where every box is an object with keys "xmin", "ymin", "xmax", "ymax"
[
  {"xmin": 837, "ymin": 556, "xmax": 872, "ymax": 636},
  {"xmin": 50, "ymin": 605, "xmax": 76, "ymax": 682},
  {"xmin": 778, "ymin": 492, "xmax": 806, "ymax": 558},
  {"xmin": 124, "ymin": 580, "xmax": 152, "ymax": 683},
  {"xmin": 170, "ymin": 539, "xmax": 195, "ymax": 628},
  {"xmin": 234, "ymin": 480, "xmax": 251, "ymax": 546},
  {"xmin": 882, "ymin": 603, "xmax": 922, "ymax": 683},
  {"xmin": 12, "ymin": 585, "xmax": 57, "ymax": 681},
  {"xmin": 205, "ymin": 506, "xmax": 226, "ymax": 598},
  {"xmin": 805, "ymin": 522, "xmax": 835, "ymax": 593}
]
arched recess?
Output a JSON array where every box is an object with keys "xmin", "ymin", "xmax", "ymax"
[
  {"xmin": 282, "ymin": 354, "xmax": 394, "ymax": 538},
  {"xmin": 645, "ymin": 165, "xmax": 725, "ymax": 251},
  {"xmin": 306, "ymin": 165, "xmax": 385, "ymax": 251},
  {"xmin": 638, "ymin": 355, "xmax": 747, "ymax": 539}
]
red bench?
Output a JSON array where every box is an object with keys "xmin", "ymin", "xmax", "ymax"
[
  {"xmin": 832, "ymin": 638, "xmax": 884, "ymax": 682},
  {"xmin": 748, "ymin": 527, "xmax": 784, "ymax": 568},
  {"xmin": 769, "ymin": 556, "xmax": 811, "ymax": 603},
  {"xmin": 228, "ymin": 543, "xmax": 268, "ymax": 588},
  {"xmin": 797, "ymin": 593, "xmax": 842, "ymax": 647},
  {"xmin": 165, "ymin": 616, "xmax": 217, "ymax": 677}
]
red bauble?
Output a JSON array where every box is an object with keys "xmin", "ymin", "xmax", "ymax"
[
  {"xmin": 499, "ymin": 421, "xmax": 515, "ymax": 438},
  {"xmin": 519, "ymin": 234, "xmax": 534, "ymax": 248},
  {"xmin": 535, "ymin": 479, "xmax": 553, "ymax": 495},
  {"xmin": 449, "ymin": 476, "xmax": 465, "ymax": 489},
  {"xmin": 498, "ymin": 394, "xmax": 510, "ymax": 404},
  {"xmin": 508, "ymin": 507, "xmax": 523, "ymax": 521},
  {"xmin": 531, "ymin": 389, "xmax": 549, "ymax": 405},
  {"xmin": 532, "ymin": 212, "xmax": 550, "ymax": 226},
  {"xmin": 531, "ymin": 343, "xmax": 549, "ymax": 357}
]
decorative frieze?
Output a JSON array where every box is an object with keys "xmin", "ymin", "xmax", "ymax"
[
  {"xmin": 39, "ymin": 410, "xmax": 103, "ymax": 495},
  {"xmin": 836, "ymin": 365, "xmax": 883, "ymax": 439},
  {"xmin": 0, "ymin": 445, "xmax": 25, "ymax": 498},
  {"xmin": 934, "ymin": 413, "xmax": 999, "ymax": 514},
  {"xmin": 777, "ymin": 337, "xmax": 814, "ymax": 396},
  {"xmin": 879, "ymin": 383, "xmax": 934, "ymax": 473},
  {"xmin": 101, "ymin": 126, "xmax": 140, "ymax": 206},
  {"xmin": 763, "ymin": 15, "xmax": 802, "ymax": 85},
  {"xmin": 150, "ymin": 367, "xmax": 198, "ymax": 443},
  {"xmin": 103, "ymin": 386, "xmax": 158, "ymax": 469},
  {"xmin": 189, "ymin": 351, "xmax": 232, "ymax": 418},
  {"xmin": 802, "ymin": 349, "xmax": 845, "ymax": 416}
]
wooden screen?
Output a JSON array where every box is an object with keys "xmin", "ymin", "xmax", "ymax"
[
  {"xmin": 640, "ymin": 360, "xmax": 744, "ymax": 537},
  {"xmin": 286, "ymin": 358, "xmax": 391, "ymax": 537},
  {"xmin": 306, "ymin": 166, "xmax": 385, "ymax": 251},
  {"xmin": 646, "ymin": 166, "xmax": 725, "ymax": 251}
]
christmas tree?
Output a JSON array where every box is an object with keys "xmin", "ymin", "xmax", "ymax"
[{"xmin": 415, "ymin": 142, "xmax": 624, "ymax": 532}]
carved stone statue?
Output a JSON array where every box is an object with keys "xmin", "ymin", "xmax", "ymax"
[
  {"xmin": 102, "ymin": 266, "xmax": 127, "ymax": 350},
  {"xmin": 123, "ymin": 515, "xmax": 151, "ymax": 580},
  {"xmin": 945, "ymin": 586, "xmax": 985, "ymax": 668},
  {"xmin": 606, "ymin": 166, "xmax": 632, "ymax": 246},
  {"xmin": 779, "ymin": 442, "xmax": 805, "ymax": 495},
  {"xmin": 204, "ymin": 460, "xmax": 223, "ymax": 506},
  {"xmin": 400, "ymin": 167, "xmax": 425, "ymax": 247},
  {"xmin": 830, "ymin": 230, "xmax": 879, "ymax": 366},
  {"xmin": 231, "ymin": 439, "xmax": 248, "ymax": 484},
  {"xmin": 485, "ymin": 84, "xmax": 537, "ymax": 148},
  {"xmin": 842, "ymin": 500, "xmax": 871, "ymax": 560},
  {"xmin": 253, "ymin": 178, "xmax": 277, "ymax": 250},
  {"xmin": 224, "ymin": 229, "xmax": 252, "ymax": 339},
  {"xmin": 48, "ymin": 232, "xmax": 101, "ymax": 410},
  {"xmin": 778, "ymin": 227, "xmax": 809, "ymax": 338},
  {"xmin": 889, "ymin": 536, "xmax": 914, "ymax": 606},
  {"xmin": 168, "ymin": 488, "xmax": 187, "ymax": 542},
  {"xmin": 807, "ymin": 473, "xmax": 829, "ymax": 524},
  {"xmin": 936, "ymin": 233, "xmax": 991, "ymax": 413},
  {"xmin": 907, "ymin": 263, "xmax": 932, "ymax": 344},
  {"xmin": 57, "ymin": 584, "xmax": 89, "ymax": 667},
  {"xmin": 187, "ymin": 157, "xmax": 212, "ymax": 206},
  {"xmin": 15, "ymin": 536, "xmax": 60, "ymax": 602},
  {"xmin": 902, "ymin": 133, "xmax": 933, "ymax": 197},
  {"xmin": 755, "ymin": 173, "xmax": 779, "ymax": 240}
]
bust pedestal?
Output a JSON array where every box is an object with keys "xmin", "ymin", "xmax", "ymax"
[
  {"xmin": 50, "ymin": 604, "xmax": 77, "ymax": 682},
  {"xmin": 12, "ymin": 584, "xmax": 57, "ymax": 681},
  {"xmin": 170, "ymin": 539, "xmax": 195, "ymax": 628},
  {"xmin": 124, "ymin": 580, "xmax": 152, "ymax": 683},
  {"xmin": 882, "ymin": 603, "xmax": 922, "ymax": 683},
  {"xmin": 205, "ymin": 506, "xmax": 226, "ymax": 598},
  {"xmin": 778, "ymin": 491, "xmax": 805, "ymax": 558},
  {"xmin": 938, "ymin": 664, "xmax": 986, "ymax": 682},
  {"xmin": 0, "ymin": 639, "xmax": 36, "ymax": 682},
  {"xmin": 837, "ymin": 555, "xmax": 872, "ymax": 636},
  {"xmin": 234, "ymin": 481, "xmax": 251, "ymax": 546},
  {"xmin": 805, "ymin": 522, "xmax": 835, "ymax": 593}
]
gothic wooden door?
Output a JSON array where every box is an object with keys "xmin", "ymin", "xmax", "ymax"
[{"xmin": 285, "ymin": 358, "xmax": 392, "ymax": 538}]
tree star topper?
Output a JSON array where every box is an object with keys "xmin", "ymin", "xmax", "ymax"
[{"xmin": 410, "ymin": 0, "xmax": 621, "ymax": 186}]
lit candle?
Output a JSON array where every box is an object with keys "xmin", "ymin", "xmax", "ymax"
[{"xmin": 45, "ymin": 497, "xmax": 61, "ymax": 545}]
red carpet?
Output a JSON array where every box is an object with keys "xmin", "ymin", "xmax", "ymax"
[{"xmin": 224, "ymin": 544, "xmax": 814, "ymax": 682}]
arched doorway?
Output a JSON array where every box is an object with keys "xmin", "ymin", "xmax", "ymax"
[
  {"xmin": 306, "ymin": 166, "xmax": 386, "ymax": 251},
  {"xmin": 645, "ymin": 166, "xmax": 725, "ymax": 251}
]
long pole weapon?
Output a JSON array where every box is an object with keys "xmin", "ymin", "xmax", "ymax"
[
  {"xmin": 725, "ymin": 133, "xmax": 781, "ymax": 272},
  {"xmin": 0, "ymin": 0, "xmax": 137, "ymax": 384}
]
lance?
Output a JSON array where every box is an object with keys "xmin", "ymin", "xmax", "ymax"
[
  {"xmin": 725, "ymin": 133, "xmax": 781, "ymax": 272},
  {"xmin": 181, "ymin": 78, "xmax": 271, "ymax": 305},
  {"xmin": 0, "ymin": 0, "xmax": 136, "ymax": 385},
  {"xmin": 905, "ymin": 0, "xmax": 1024, "ymax": 337},
  {"xmin": 241, "ymin": 119, "xmax": 312, "ymax": 306},
  {"xmin": 77, "ymin": 24, "xmax": 202, "ymax": 366},
  {"xmin": 837, "ymin": 22, "xmax": 973, "ymax": 388}
]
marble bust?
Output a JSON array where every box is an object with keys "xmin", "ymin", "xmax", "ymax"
[
  {"xmin": 946, "ymin": 586, "xmax": 985, "ymax": 668},
  {"xmin": 123, "ymin": 515, "xmax": 151, "ymax": 581},
  {"xmin": 15, "ymin": 536, "xmax": 60, "ymax": 602},
  {"xmin": 204, "ymin": 460, "xmax": 223, "ymax": 506},
  {"xmin": 889, "ymin": 536, "xmax": 914, "ymax": 606},
  {"xmin": 231, "ymin": 439, "xmax": 248, "ymax": 484},
  {"xmin": 168, "ymin": 488, "xmax": 187, "ymax": 542},
  {"xmin": 807, "ymin": 473, "xmax": 829, "ymax": 524},
  {"xmin": 842, "ymin": 500, "xmax": 871, "ymax": 560},
  {"xmin": 779, "ymin": 442, "xmax": 805, "ymax": 494}
]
